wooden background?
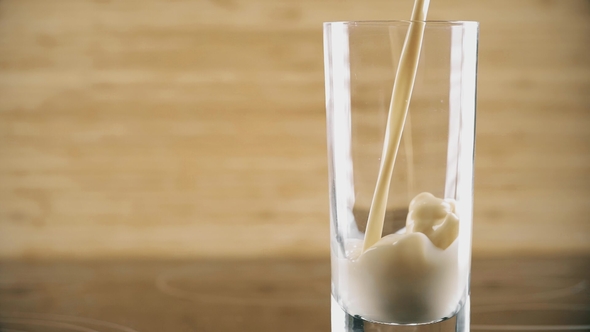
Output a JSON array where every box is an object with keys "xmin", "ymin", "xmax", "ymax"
[{"xmin": 0, "ymin": 0, "xmax": 588, "ymax": 259}]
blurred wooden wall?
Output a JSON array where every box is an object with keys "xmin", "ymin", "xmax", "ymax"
[{"xmin": 0, "ymin": 0, "xmax": 588, "ymax": 259}]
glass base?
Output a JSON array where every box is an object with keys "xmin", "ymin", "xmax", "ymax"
[{"xmin": 331, "ymin": 295, "xmax": 470, "ymax": 332}]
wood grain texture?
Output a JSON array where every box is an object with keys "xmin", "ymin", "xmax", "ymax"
[{"xmin": 0, "ymin": 0, "xmax": 589, "ymax": 259}]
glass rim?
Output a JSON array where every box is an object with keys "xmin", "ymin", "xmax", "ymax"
[{"xmin": 323, "ymin": 20, "xmax": 479, "ymax": 28}]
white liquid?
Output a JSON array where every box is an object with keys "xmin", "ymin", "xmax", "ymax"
[
  {"xmin": 338, "ymin": 0, "xmax": 465, "ymax": 324},
  {"xmin": 339, "ymin": 193, "xmax": 461, "ymax": 324},
  {"xmin": 362, "ymin": 0, "xmax": 431, "ymax": 252}
]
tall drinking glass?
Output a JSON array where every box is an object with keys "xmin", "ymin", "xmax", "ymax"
[{"xmin": 324, "ymin": 21, "xmax": 478, "ymax": 332}]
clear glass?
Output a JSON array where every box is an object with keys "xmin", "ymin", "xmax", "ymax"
[{"xmin": 324, "ymin": 21, "xmax": 478, "ymax": 331}]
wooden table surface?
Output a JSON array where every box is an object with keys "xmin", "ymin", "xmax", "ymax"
[{"xmin": 0, "ymin": 256, "xmax": 588, "ymax": 332}]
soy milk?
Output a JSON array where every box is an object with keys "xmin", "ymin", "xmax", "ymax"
[
  {"xmin": 337, "ymin": 0, "xmax": 465, "ymax": 324},
  {"xmin": 339, "ymin": 193, "xmax": 461, "ymax": 323}
]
